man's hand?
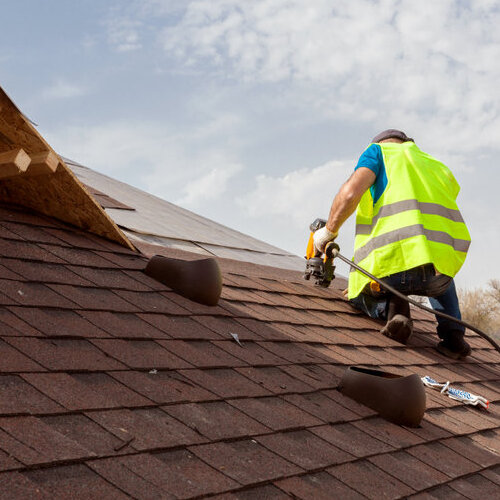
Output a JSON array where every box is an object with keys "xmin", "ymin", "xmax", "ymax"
[{"xmin": 313, "ymin": 226, "xmax": 337, "ymax": 254}]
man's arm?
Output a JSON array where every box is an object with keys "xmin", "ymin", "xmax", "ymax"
[
  {"xmin": 325, "ymin": 167, "xmax": 376, "ymax": 234},
  {"xmin": 313, "ymin": 166, "xmax": 375, "ymax": 253}
]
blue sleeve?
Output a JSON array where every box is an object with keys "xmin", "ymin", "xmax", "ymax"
[
  {"xmin": 354, "ymin": 143, "xmax": 387, "ymax": 204},
  {"xmin": 354, "ymin": 143, "xmax": 382, "ymax": 177}
]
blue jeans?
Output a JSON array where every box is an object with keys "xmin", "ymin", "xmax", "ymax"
[{"xmin": 350, "ymin": 264, "xmax": 464, "ymax": 337}]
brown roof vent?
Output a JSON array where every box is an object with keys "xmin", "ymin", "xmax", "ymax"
[
  {"xmin": 338, "ymin": 366, "xmax": 426, "ymax": 427},
  {"xmin": 144, "ymin": 254, "xmax": 222, "ymax": 306}
]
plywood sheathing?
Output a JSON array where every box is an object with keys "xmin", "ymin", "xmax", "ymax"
[{"xmin": 0, "ymin": 87, "xmax": 134, "ymax": 250}]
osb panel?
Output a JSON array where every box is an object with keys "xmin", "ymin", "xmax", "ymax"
[{"xmin": 0, "ymin": 88, "xmax": 134, "ymax": 250}]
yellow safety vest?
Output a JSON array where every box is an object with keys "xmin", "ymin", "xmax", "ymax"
[{"xmin": 348, "ymin": 142, "xmax": 471, "ymax": 299}]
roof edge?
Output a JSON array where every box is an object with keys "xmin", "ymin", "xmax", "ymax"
[{"xmin": 0, "ymin": 86, "xmax": 135, "ymax": 251}]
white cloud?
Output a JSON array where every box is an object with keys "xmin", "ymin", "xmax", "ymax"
[
  {"xmin": 44, "ymin": 114, "xmax": 245, "ymax": 210},
  {"xmin": 240, "ymin": 159, "xmax": 351, "ymax": 225},
  {"xmin": 176, "ymin": 160, "xmax": 243, "ymax": 206},
  {"xmin": 41, "ymin": 80, "xmax": 87, "ymax": 100},
  {"xmin": 236, "ymin": 159, "xmax": 359, "ymax": 278},
  {"xmin": 106, "ymin": 17, "xmax": 142, "ymax": 52},
  {"xmin": 157, "ymin": 0, "xmax": 500, "ymax": 157}
]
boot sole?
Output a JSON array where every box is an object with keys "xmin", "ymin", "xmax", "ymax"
[
  {"xmin": 381, "ymin": 314, "xmax": 413, "ymax": 344},
  {"xmin": 436, "ymin": 341, "xmax": 471, "ymax": 360}
]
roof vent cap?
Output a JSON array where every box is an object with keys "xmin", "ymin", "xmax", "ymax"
[{"xmin": 144, "ymin": 255, "xmax": 222, "ymax": 306}]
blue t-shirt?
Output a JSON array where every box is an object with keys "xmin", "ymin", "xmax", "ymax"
[{"xmin": 354, "ymin": 143, "xmax": 388, "ymax": 204}]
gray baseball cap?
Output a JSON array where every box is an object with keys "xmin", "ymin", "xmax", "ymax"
[{"xmin": 372, "ymin": 129, "xmax": 414, "ymax": 143}]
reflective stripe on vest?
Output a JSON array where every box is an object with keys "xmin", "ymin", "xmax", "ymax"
[
  {"xmin": 352, "ymin": 223, "xmax": 471, "ymax": 266},
  {"xmin": 355, "ymin": 199, "xmax": 465, "ymax": 235}
]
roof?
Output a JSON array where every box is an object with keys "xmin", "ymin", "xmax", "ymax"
[
  {"xmin": 0, "ymin": 202, "xmax": 499, "ymax": 499},
  {"xmin": 0, "ymin": 85, "xmax": 499, "ymax": 498},
  {"xmin": 65, "ymin": 158, "xmax": 304, "ymax": 272}
]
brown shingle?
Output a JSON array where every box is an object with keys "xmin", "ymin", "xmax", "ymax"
[
  {"xmin": 228, "ymin": 396, "xmax": 323, "ymax": 430},
  {"xmin": 79, "ymin": 311, "xmax": 163, "ymax": 339},
  {"xmin": 0, "ymin": 308, "xmax": 41, "ymax": 336},
  {"xmin": 213, "ymin": 339, "xmax": 288, "ymax": 366},
  {"xmin": 441, "ymin": 436, "xmax": 500, "ymax": 467},
  {"xmin": 255, "ymin": 341, "xmax": 331, "ymax": 364},
  {"xmin": 216, "ymin": 484, "xmax": 291, "ymax": 499},
  {"xmin": 9, "ymin": 307, "xmax": 108, "ymax": 338},
  {"xmin": 449, "ymin": 474, "xmax": 500, "ymax": 498},
  {"xmin": 0, "ymin": 375, "xmax": 63, "ymax": 415},
  {"xmin": 368, "ymin": 451, "xmax": 449, "ymax": 490},
  {"xmin": 163, "ymin": 401, "xmax": 269, "ymax": 440},
  {"xmin": 256, "ymin": 430, "xmax": 353, "ymax": 469},
  {"xmin": 87, "ymin": 458, "xmax": 167, "ymax": 500},
  {"xmin": 24, "ymin": 464, "xmax": 129, "ymax": 499},
  {"xmin": 86, "ymin": 408, "xmax": 204, "ymax": 450},
  {"xmin": 190, "ymin": 439, "xmax": 301, "ymax": 485},
  {"xmin": 48, "ymin": 285, "xmax": 138, "ymax": 312},
  {"xmin": 6, "ymin": 337, "xmax": 125, "ymax": 371},
  {"xmin": 41, "ymin": 414, "xmax": 124, "ymax": 457},
  {"xmin": 276, "ymin": 472, "xmax": 366, "ymax": 500},
  {"xmin": 0, "ymin": 239, "xmax": 65, "ymax": 263},
  {"xmin": 328, "ymin": 460, "xmax": 415, "ymax": 499},
  {"xmin": 90, "ymin": 339, "xmax": 191, "ymax": 370},
  {"xmin": 4, "ymin": 260, "xmax": 92, "ymax": 286},
  {"xmin": 22, "ymin": 372, "xmax": 151, "ymax": 411},
  {"xmin": 90, "ymin": 451, "xmax": 238, "ymax": 498},
  {"xmin": 1, "ymin": 280, "xmax": 77, "ymax": 308},
  {"xmin": 352, "ymin": 417, "xmax": 424, "ymax": 449},
  {"xmin": 279, "ymin": 364, "xmax": 340, "ymax": 390},
  {"xmin": 407, "ymin": 441, "xmax": 480, "ymax": 478},
  {"xmin": 110, "ymin": 370, "xmax": 218, "ymax": 404},
  {"xmin": 113, "ymin": 289, "xmax": 190, "ymax": 314},
  {"xmin": 234, "ymin": 366, "xmax": 314, "ymax": 394},
  {"xmin": 481, "ymin": 465, "xmax": 500, "ymax": 486},
  {"xmin": 40, "ymin": 244, "xmax": 115, "ymax": 267},
  {"xmin": 0, "ymin": 339, "xmax": 44, "ymax": 372},
  {"xmin": 0, "ymin": 416, "xmax": 89, "ymax": 465},
  {"xmin": 67, "ymin": 265, "xmax": 152, "ymax": 290},
  {"xmin": 0, "ymin": 471, "xmax": 52, "ymax": 499},
  {"xmin": 283, "ymin": 392, "xmax": 359, "ymax": 423},
  {"xmin": 139, "ymin": 313, "xmax": 224, "ymax": 340},
  {"xmin": 312, "ymin": 423, "xmax": 395, "ymax": 457},
  {"xmin": 181, "ymin": 368, "xmax": 271, "ymax": 399},
  {"xmin": 322, "ymin": 388, "xmax": 378, "ymax": 418},
  {"xmin": 159, "ymin": 340, "xmax": 246, "ymax": 368}
]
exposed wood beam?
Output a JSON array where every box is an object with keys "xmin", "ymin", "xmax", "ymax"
[
  {"xmin": 23, "ymin": 150, "xmax": 60, "ymax": 177},
  {"xmin": 0, "ymin": 87, "xmax": 135, "ymax": 251},
  {"xmin": 0, "ymin": 148, "xmax": 31, "ymax": 180}
]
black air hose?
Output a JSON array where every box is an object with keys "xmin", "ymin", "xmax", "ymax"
[{"xmin": 330, "ymin": 248, "xmax": 500, "ymax": 353}]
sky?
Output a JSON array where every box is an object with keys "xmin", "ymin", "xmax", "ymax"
[{"xmin": 1, "ymin": 0, "xmax": 499, "ymax": 289}]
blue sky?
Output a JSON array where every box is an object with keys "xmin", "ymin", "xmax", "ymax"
[{"xmin": 1, "ymin": 0, "xmax": 499, "ymax": 288}]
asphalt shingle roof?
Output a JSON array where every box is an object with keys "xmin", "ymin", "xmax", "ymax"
[
  {"xmin": 1, "ymin": 84, "xmax": 499, "ymax": 498},
  {"xmin": 0, "ymin": 203, "xmax": 499, "ymax": 499}
]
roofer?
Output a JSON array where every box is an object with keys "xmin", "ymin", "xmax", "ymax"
[{"xmin": 313, "ymin": 129, "xmax": 471, "ymax": 359}]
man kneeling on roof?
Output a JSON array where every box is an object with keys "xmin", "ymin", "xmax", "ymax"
[{"xmin": 313, "ymin": 129, "xmax": 471, "ymax": 359}]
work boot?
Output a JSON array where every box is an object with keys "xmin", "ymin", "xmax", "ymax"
[
  {"xmin": 436, "ymin": 330, "xmax": 471, "ymax": 359},
  {"xmin": 380, "ymin": 295, "xmax": 413, "ymax": 344},
  {"xmin": 381, "ymin": 314, "xmax": 413, "ymax": 344}
]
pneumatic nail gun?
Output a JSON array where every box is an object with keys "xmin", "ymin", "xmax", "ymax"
[{"xmin": 303, "ymin": 218, "xmax": 340, "ymax": 288}]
